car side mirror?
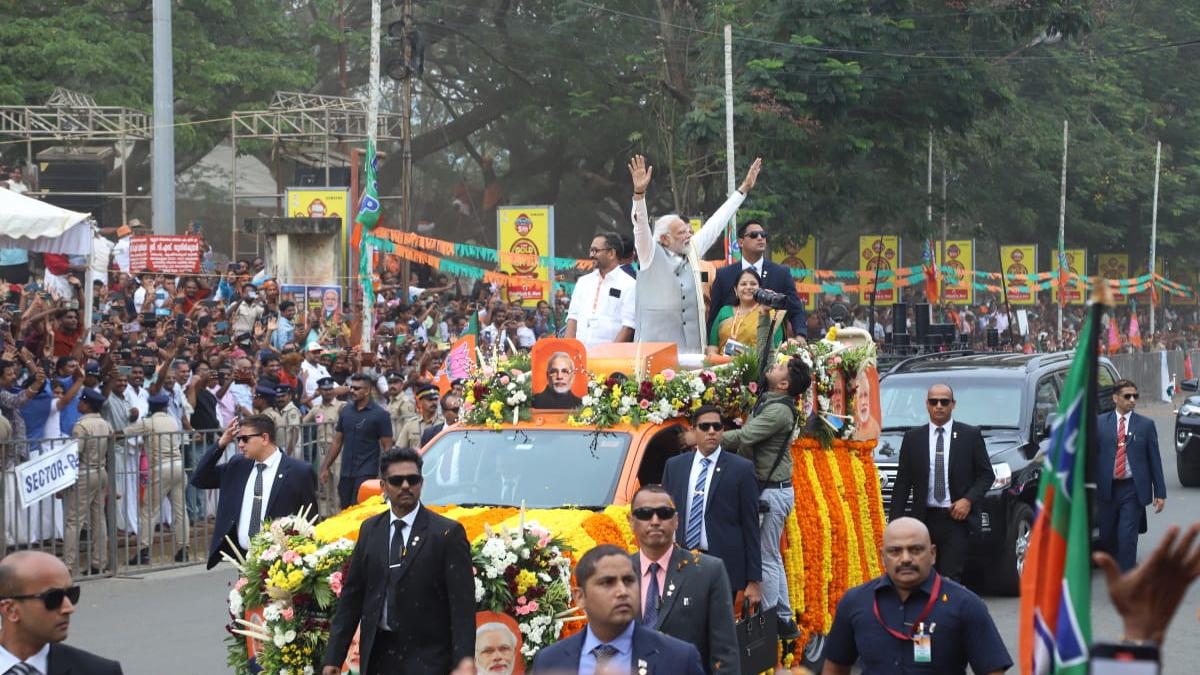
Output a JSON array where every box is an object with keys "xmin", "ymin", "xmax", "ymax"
[
  {"xmin": 1040, "ymin": 412, "xmax": 1058, "ymax": 440},
  {"xmin": 1182, "ymin": 379, "xmax": 1199, "ymax": 393}
]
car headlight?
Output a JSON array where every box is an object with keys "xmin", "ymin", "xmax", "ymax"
[
  {"xmin": 1180, "ymin": 404, "xmax": 1200, "ymax": 418},
  {"xmin": 991, "ymin": 462, "xmax": 1012, "ymax": 490}
]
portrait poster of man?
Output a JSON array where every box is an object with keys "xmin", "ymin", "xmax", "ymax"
[
  {"xmin": 851, "ymin": 365, "xmax": 882, "ymax": 442},
  {"xmin": 475, "ymin": 611, "xmax": 524, "ymax": 675},
  {"xmin": 530, "ymin": 338, "xmax": 587, "ymax": 409}
]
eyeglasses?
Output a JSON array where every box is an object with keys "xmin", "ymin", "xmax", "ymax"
[
  {"xmin": 927, "ymin": 398, "xmax": 953, "ymax": 407},
  {"xmin": 588, "ymin": 247, "xmax": 613, "ymax": 255},
  {"xmin": 385, "ymin": 473, "xmax": 424, "ymax": 487},
  {"xmin": 694, "ymin": 422, "xmax": 723, "ymax": 432},
  {"xmin": 631, "ymin": 506, "xmax": 677, "ymax": 521},
  {"xmin": 743, "ymin": 231, "xmax": 768, "ymax": 240},
  {"xmin": 1121, "ymin": 393, "xmax": 1139, "ymax": 400},
  {"xmin": 235, "ymin": 433, "xmax": 266, "ymax": 443},
  {"xmin": 1, "ymin": 585, "xmax": 80, "ymax": 611}
]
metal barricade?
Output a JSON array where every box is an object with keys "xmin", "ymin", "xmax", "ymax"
[{"xmin": 0, "ymin": 420, "xmax": 341, "ymax": 579}]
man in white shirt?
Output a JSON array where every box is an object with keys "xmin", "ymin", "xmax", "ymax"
[
  {"xmin": 628, "ymin": 155, "xmax": 762, "ymax": 352},
  {"xmin": 6, "ymin": 167, "xmax": 29, "ymax": 194},
  {"xmin": 301, "ymin": 343, "xmax": 333, "ymax": 406},
  {"xmin": 565, "ymin": 233, "xmax": 636, "ymax": 346}
]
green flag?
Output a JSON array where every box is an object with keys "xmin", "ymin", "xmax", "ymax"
[{"xmin": 356, "ymin": 140, "xmax": 381, "ymax": 307}]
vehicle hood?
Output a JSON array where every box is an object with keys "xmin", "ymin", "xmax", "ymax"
[{"xmin": 873, "ymin": 427, "xmax": 1026, "ymax": 465}]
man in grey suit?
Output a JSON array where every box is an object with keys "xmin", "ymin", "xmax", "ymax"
[{"xmin": 629, "ymin": 485, "xmax": 740, "ymax": 675}]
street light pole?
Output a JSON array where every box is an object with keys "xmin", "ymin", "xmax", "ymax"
[{"xmin": 151, "ymin": 0, "xmax": 175, "ymax": 234}]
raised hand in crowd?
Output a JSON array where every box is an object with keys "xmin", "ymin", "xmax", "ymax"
[{"xmin": 1094, "ymin": 522, "xmax": 1200, "ymax": 645}]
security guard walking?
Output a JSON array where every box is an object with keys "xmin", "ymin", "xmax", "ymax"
[
  {"xmin": 396, "ymin": 384, "xmax": 443, "ymax": 449},
  {"xmin": 63, "ymin": 388, "xmax": 113, "ymax": 576},
  {"xmin": 823, "ymin": 517, "xmax": 1011, "ymax": 675}
]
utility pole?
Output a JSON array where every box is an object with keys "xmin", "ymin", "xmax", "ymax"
[
  {"xmin": 723, "ymin": 24, "xmax": 736, "ymax": 261},
  {"xmin": 1057, "ymin": 119, "xmax": 1068, "ymax": 343},
  {"xmin": 361, "ymin": 0, "xmax": 380, "ymax": 353},
  {"xmin": 400, "ymin": 0, "xmax": 415, "ymax": 300},
  {"xmin": 1150, "ymin": 140, "xmax": 1162, "ymax": 336},
  {"xmin": 151, "ymin": 0, "xmax": 175, "ymax": 234},
  {"xmin": 927, "ymin": 128, "xmax": 934, "ymax": 310}
]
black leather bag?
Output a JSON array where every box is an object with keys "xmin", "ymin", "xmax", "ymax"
[{"xmin": 737, "ymin": 598, "xmax": 778, "ymax": 675}]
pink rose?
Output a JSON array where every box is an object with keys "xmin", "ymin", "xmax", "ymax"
[
  {"xmin": 639, "ymin": 400, "xmax": 650, "ymax": 409},
  {"xmin": 330, "ymin": 571, "xmax": 344, "ymax": 596},
  {"xmin": 282, "ymin": 551, "xmax": 300, "ymax": 564},
  {"xmin": 281, "ymin": 607, "xmax": 295, "ymax": 621},
  {"xmin": 234, "ymin": 577, "xmax": 248, "ymax": 591},
  {"xmin": 662, "ymin": 369, "xmax": 676, "ymax": 381},
  {"xmin": 538, "ymin": 535, "xmax": 551, "ymax": 547},
  {"xmin": 500, "ymin": 375, "xmax": 511, "ymax": 385},
  {"xmin": 748, "ymin": 382, "xmax": 758, "ymax": 394}
]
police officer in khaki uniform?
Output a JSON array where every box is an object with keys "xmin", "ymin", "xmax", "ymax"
[
  {"xmin": 303, "ymin": 377, "xmax": 347, "ymax": 517},
  {"xmin": 384, "ymin": 371, "xmax": 415, "ymax": 432},
  {"xmin": 253, "ymin": 384, "xmax": 286, "ymax": 431},
  {"xmin": 396, "ymin": 384, "xmax": 444, "ymax": 450},
  {"xmin": 64, "ymin": 388, "xmax": 112, "ymax": 575},
  {"xmin": 276, "ymin": 384, "xmax": 303, "ymax": 457},
  {"xmin": 124, "ymin": 391, "xmax": 188, "ymax": 564}
]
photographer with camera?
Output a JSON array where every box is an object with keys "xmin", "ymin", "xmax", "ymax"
[
  {"xmin": 714, "ymin": 305, "xmax": 812, "ymax": 642},
  {"xmin": 705, "ymin": 268, "xmax": 785, "ymax": 358}
]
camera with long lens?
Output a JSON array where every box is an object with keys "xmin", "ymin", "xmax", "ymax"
[{"xmin": 752, "ymin": 288, "xmax": 788, "ymax": 310}]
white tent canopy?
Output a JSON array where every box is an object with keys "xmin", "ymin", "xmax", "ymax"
[{"xmin": 0, "ymin": 188, "xmax": 93, "ymax": 255}]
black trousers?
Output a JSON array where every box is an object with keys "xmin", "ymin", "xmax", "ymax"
[
  {"xmin": 368, "ymin": 630, "xmax": 405, "ymax": 675},
  {"xmin": 925, "ymin": 508, "xmax": 969, "ymax": 582}
]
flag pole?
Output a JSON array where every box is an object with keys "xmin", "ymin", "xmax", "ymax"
[
  {"xmin": 1149, "ymin": 140, "xmax": 1161, "ymax": 337},
  {"xmin": 723, "ymin": 24, "xmax": 737, "ymax": 262},
  {"xmin": 361, "ymin": 0, "xmax": 380, "ymax": 353},
  {"xmin": 1057, "ymin": 119, "xmax": 1069, "ymax": 344}
]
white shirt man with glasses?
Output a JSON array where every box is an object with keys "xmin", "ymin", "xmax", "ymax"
[{"xmin": 565, "ymin": 233, "xmax": 636, "ymax": 346}]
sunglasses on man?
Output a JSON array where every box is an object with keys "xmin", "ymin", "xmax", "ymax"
[
  {"xmin": 385, "ymin": 473, "xmax": 424, "ymax": 487},
  {"xmin": 694, "ymin": 422, "xmax": 723, "ymax": 432},
  {"xmin": 631, "ymin": 506, "xmax": 677, "ymax": 521},
  {"xmin": 1, "ymin": 585, "xmax": 80, "ymax": 611},
  {"xmin": 927, "ymin": 398, "xmax": 954, "ymax": 407},
  {"xmin": 1121, "ymin": 393, "xmax": 1139, "ymax": 400},
  {"xmin": 742, "ymin": 230, "xmax": 768, "ymax": 240}
]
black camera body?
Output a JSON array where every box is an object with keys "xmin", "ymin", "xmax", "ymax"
[{"xmin": 753, "ymin": 288, "xmax": 788, "ymax": 310}]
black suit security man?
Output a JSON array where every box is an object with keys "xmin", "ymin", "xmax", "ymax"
[
  {"xmin": 705, "ymin": 219, "xmax": 807, "ymax": 340},
  {"xmin": 628, "ymin": 485, "xmax": 740, "ymax": 675},
  {"xmin": 887, "ymin": 384, "xmax": 994, "ymax": 582},
  {"xmin": 324, "ymin": 448, "xmax": 475, "ymax": 675}
]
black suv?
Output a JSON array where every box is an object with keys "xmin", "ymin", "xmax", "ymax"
[
  {"xmin": 874, "ymin": 352, "xmax": 1119, "ymax": 595},
  {"xmin": 1175, "ymin": 379, "xmax": 1200, "ymax": 486}
]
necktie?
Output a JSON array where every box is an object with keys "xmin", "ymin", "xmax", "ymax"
[
  {"xmin": 934, "ymin": 428, "xmax": 947, "ymax": 504},
  {"xmin": 643, "ymin": 562, "xmax": 661, "ymax": 626},
  {"xmin": 591, "ymin": 644, "xmax": 619, "ymax": 670},
  {"xmin": 247, "ymin": 463, "xmax": 267, "ymax": 540},
  {"xmin": 5, "ymin": 663, "xmax": 38, "ymax": 675},
  {"xmin": 685, "ymin": 457, "xmax": 711, "ymax": 549},
  {"xmin": 386, "ymin": 520, "xmax": 406, "ymax": 630},
  {"xmin": 1115, "ymin": 415, "xmax": 1128, "ymax": 478}
]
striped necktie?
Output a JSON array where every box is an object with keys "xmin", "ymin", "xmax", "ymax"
[
  {"xmin": 5, "ymin": 662, "xmax": 39, "ymax": 675},
  {"xmin": 685, "ymin": 457, "xmax": 711, "ymax": 549}
]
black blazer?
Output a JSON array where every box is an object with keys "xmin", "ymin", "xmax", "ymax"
[
  {"xmin": 631, "ymin": 548, "xmax": 740, "ymax": 675},
  {"xmin": 324, "ymin": 506, "xmax": 475, "ymax": 675},
  {"xmin": 706, "ymin": 260, "xmax": 808, "ymax": 336},
  {"xmin": 189, "ymin": 442, "xmax": 319, "ymax": 569},
  {"xmin": 888, "ymin": 421, "xmax": 995, "ymax": 521},
  {"xmin": 530, "ymin": 621, "xmax": 704, "ymax": 675},
  {"xmin": 661, "ymin": 450, "xmax": 762, "ymax": 592},
  {"xmin": 47, "ymin": 642, "xmax": 124, "ymax": 674}
]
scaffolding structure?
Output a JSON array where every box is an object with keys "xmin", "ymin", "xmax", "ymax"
[
  {"xmin": 229, "ymin": 90, "xmax": 404, "ymax": 258},
  {"xmin": 0, "ymin": 87, "xmax": 153, "ymax": 225}
]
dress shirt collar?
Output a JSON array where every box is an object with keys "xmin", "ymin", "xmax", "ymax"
[
  {"xmin": 741, "ymin": 257, "xmax": 764, "ymax": 274},
  {"xmin": 581, "ymin": 620, "xmax": 636, "ymax": 659},
  {"xmin": 388, "ymin": 503, "xmax": 420, "ymax": 532},
  {"xmin": 694, "ymin": 447, "xmax": 721, "ymax": 466},
  {"xmin": 0, "ymin": 641, "xmax": 49, "ymax": 675},
  {"xmin": 255, "ymin": 446, "xmax": 284, "ymax": 472},
  {"xmin": 638, "ymin": 546, "xmax": 674, "ymax": 579},
  {"xmin": 929, "ymin": 418, "xmax": 954, "ymax": 436}
]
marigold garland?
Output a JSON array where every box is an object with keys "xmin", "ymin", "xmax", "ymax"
[
  {"xmin": 782, "ymin": 511, "xmax": 806, "ymax": 618},
  {"xmin": 826, "ymin": 451, "xmax": 863, "ymax": 590}
]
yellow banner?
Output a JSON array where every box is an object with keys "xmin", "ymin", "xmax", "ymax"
[
  {"xmin": 1096, "ymin": 253, "xmax": 1129, "ymax": 305},
  {"xmin": 1051, "ymin": 249, "xmax": 1087, "ymax": 304},
  {"xmin": 999, "ymin": 245, "xmax": 1038, "ymax": 305},
  {"xmin": 497, "ymin": 206, "xmax": 552, "ymax": 305},
  {"xmin": 286, "ymin": 187, "xmax": 351, "ymax": 284},
  {"xmin": 934, "ymin": 240, "xmax": 974, "ymax": 305},
  {"xmin": 858, "ymin": 236, "xmax": 900, "ymax": 304},
  {"xmin": 773, "ymin": 237, "xmax": 818, "ymax": 306}
]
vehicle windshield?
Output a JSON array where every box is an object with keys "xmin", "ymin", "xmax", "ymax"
[
  {"xmin": 419, "ymin": 429, "xmax": 631, "ymax": 509},
  {"xmin": 880, "ymin": 376, "xmax": 1022, "ymax": 429}
]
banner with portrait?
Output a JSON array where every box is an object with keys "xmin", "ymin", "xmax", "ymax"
[
  {"xmin": 1052, "ymin": 248, "xmax": 1087, "ymax": 305},
  {"xmin": 934, "ymin": 239, "xmax": 973, "ymax": 304},
  {"xmin": 497, "ymin": 206, "xmax": 554, "ymax": 306},
  {"xmin": 999, "ymin": 245, "xmax": 1037, "ymax": 305},
  {"xmin": 858, "ymin": 235, "xmax": 900, "ymax": 304},
  {"xmin": 286, "ymin": 187, "xmax": 351, "ymax": 277},
  {"xmin": 529, "ymin": 338, "xmax": 587, "ymax": 409},
  {"xmin": 1096, "ymin": 253, "xmax": 1129, "ymax": 305},
  {"xmin": 773, "ymin": 237, "xmax": 818, "ymax": 307}
]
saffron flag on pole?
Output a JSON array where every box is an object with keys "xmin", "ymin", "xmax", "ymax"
[
  {"xmin": 1019, "ymin": 289, "xmax": 1103, "ymax": 675},
  {"xmin": 922, "ymin": 239, "xmax": 940, "ymax": 303},
  {"xmin": 1185, "ymin": 353, "xmax": 1194, "ymax": 381},
  {"xmin": 355, "ymin": 140, "xmax": 382, "ymax": 307}
]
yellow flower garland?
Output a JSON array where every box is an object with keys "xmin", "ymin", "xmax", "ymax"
[{"xmin": 827, "ymin": 451, "xmax": 863, "ymax": 589}]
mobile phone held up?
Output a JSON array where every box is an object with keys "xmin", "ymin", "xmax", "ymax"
[{"xmin": 1090, "ymin": 642, "xmax": 1160, "ymax": 675}]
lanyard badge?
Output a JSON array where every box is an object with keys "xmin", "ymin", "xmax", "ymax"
[{"xmin": 873, "ymin": 572, "xmax": 942, "ymax": 663}]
